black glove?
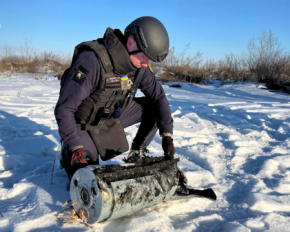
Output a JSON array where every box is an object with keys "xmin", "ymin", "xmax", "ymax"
[
  {"xmin": 162, "ymin": 136, "xmax": 175, "ymax": 160},
  {"xmin": 70, "ymin": 148, "xmax": 92, "ymax": 169},
  {"xmin": 63, "ymin": 148, "xmax": 94, "ymax": 180}
]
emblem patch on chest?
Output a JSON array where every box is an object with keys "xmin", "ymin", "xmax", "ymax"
[{"xmin": 121, "ymin": 76, "xmax": 133, "ymax": 90}]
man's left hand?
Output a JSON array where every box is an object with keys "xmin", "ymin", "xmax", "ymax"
[{"xmin": 162, "ymin": 136, "xmax": 175, "ymax": 160}]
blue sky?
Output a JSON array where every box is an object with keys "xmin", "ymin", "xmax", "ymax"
[{"xmin": 0, "ymin": 0, "xmax": 289, "ymax": 61}]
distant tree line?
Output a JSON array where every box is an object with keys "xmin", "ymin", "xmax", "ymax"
[
  {"xmin": 1, "ymin": 30, "xmax": 290, "ymax": 85},
  {"xmin": 156, "ymin": 30, "xmax": 290, "ymax": 85},
  {"xmin": 0, "ymin": 37, "xmax": 70, "ymax": 77}
]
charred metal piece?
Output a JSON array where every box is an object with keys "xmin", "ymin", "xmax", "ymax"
[
  {"xmin": 70, "ymin": 157, "xmax": 179, "ymax": 223},
  {"xmin": 70, "ymin": 157, "xmax": 216, "ymax": 224}
]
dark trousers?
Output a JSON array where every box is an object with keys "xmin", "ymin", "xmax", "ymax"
[{"xmin": 65, "ymin": 97, "xmax": 158, "ymax": 162}]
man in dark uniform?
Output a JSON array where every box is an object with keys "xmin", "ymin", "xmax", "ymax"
[{"xmin": 55, "ymin": 16, "xmax": 175, "ymax": 179}]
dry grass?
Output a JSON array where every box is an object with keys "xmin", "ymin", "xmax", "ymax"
[
  {"xmin": 0, "ymin": 52, "xmax": 70, "ymax": 75},
  {"xmin": 155, "ymin": 30, "xmax": 290, "ymax": 85},
  {"xmin": 0, "ymin": 40, "xmax": 70, "ymax": 76},
  {"xmin": 2, "ymin": 31, "xmax": 290, "ymax": 86}
]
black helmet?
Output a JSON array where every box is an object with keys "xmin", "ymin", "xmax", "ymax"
[{"xmin": 124, "ymin": 16, "xmax": 169, "ymax": 63}]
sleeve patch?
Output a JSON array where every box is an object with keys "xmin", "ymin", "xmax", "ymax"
[{"xmin": 73, "ymin": 65, "xmax": 89, "ymax": 86}]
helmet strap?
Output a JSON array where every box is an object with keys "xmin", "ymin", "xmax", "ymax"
[{"xmin": 128, "ymin": 50, "xmax": 142, "ymax": 55}]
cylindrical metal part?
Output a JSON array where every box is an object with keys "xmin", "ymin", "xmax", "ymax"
[{"xmin": 70, "ymin": 158, "xmax": 179, "ymax": 223}]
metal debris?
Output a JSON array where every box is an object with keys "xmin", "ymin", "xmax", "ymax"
[{"xmin": 70, "ymin": 157, "xmax": 180, "ymax": 223}]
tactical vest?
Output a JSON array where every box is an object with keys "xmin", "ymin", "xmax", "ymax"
[{"xmin": 61, "ymin": 39, "xmax": 145, "ymax": 160}]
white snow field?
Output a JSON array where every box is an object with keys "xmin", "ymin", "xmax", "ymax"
[{"xmin": 0, "ymin": 73, "xmax": 290, "ymax": 232}]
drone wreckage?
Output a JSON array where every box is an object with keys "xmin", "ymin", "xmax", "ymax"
[{"xmin": 56, "ymin": 157, "xmax": 216, "ymax": 226}]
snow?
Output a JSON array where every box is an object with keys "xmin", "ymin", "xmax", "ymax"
[{"xmin": 1, "ymin": 73, "xmax": 290, "ymax": 231}]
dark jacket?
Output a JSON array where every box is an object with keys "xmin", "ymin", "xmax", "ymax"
[{"xmin": 55, "ymin": 28, "xmax": 173, "ymax": 151}]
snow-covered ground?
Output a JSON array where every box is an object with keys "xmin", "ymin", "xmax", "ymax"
[{"xmin": 1, "ymin": 73, "xmax": 290, "ymax": 232}]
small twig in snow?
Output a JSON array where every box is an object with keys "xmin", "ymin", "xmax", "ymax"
[
  {"xmin": 51, "ymin": 143, "xmax": 60, "ymax": 184},
  {"xmin": 62, "ymin": 199, "xmax": 71, "ymax": 208}
]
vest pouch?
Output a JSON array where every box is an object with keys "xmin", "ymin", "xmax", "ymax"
[
  {"xmin": 75, "ymin": 97, "xmax": 95, "ymax": 124},
  {"xmin": 89, "ymin": 118, "xmax": 129, "ymax": 161}
]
